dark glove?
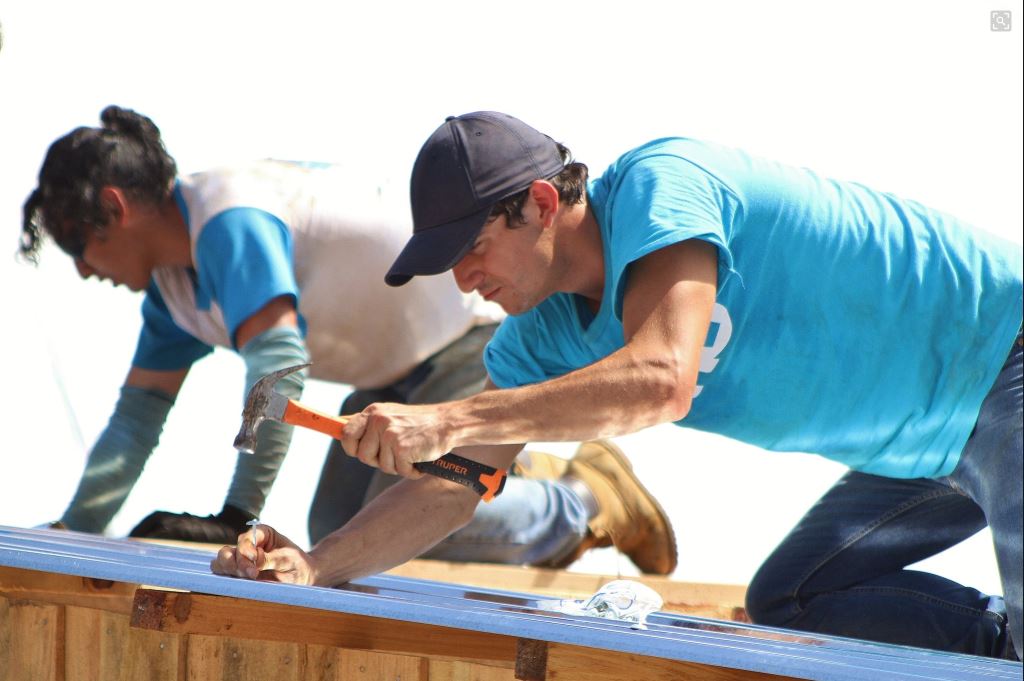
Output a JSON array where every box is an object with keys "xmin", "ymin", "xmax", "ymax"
[{"xmin": 128, "ymin": 504, "xmax": 255, "ymax": 544}]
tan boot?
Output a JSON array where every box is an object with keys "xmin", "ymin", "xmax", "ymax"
[
  {"xmin": 554, "ymin": 440, "xmax": 678, "ymax": 575},
  {"xmin": 512, "ymin": 449, "xmax": 570, "ymax": 479}
]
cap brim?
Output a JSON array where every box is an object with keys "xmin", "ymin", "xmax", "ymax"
[{"xmin": 385, "ymin": 205, "xmax": 491, "ymax": 287}]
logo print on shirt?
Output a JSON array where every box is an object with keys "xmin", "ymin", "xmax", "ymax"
[{"xmin": 694, "ymin": 303, "xmax": 732, "ymax": 398}]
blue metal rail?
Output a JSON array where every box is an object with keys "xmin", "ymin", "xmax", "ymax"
[{"xmin": 1, "ymin": 525, "xmax": 1019, "ymax": 681}]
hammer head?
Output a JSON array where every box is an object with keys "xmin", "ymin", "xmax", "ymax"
[{"xmin": 233, "ymin": 362, "xmax": 310, "ymax": 453}]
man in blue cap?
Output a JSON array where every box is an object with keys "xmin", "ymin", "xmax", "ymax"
[{"xmin": 214, "ymin": 112, "xmax": 1022, "ymax": 659}]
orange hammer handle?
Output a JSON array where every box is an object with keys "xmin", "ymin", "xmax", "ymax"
[
  {"xmin": 279, "ymin": 400, "xmax": 507, "ymax": 501},
  {"xmin": 281, "ymin": 398, "xmax": 348, "ymax": 441}
]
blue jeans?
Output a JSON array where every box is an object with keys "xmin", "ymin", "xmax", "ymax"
[
  {"xmin": 746, "ymin": 329, "xmax": 1023, "ymax": 659},
  {"xmin": 307, "ymin": 323, "xmax": 590, "ymax": 565}
]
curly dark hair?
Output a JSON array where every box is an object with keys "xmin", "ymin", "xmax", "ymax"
[
  {"xmin": 487, "ymin": 142, "xmax": 588, "ymax": 227},
  {"xmin": 19, "ymin": 105, "xmax": 178, "ymax": 263}
]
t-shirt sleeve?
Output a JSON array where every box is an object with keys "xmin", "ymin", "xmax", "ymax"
[
  {"xmin": 606, "ymin": 155, "xmax": 735, "ymax": 318},
  {"xmin": 487, "ymin": 151, "xmax": 738, "ymax": 390},
  {"xmin": 484, "ymin": 296, "xmax": 589, "ymax": 389},
  {"xmin": 484, "ymin": 315, "xmax": 548, "ymax": 389},
  {"xmin": 193, "ymin": 207, "xmax": 299, "ymax": 347},
  {"xmin": 132, "ymin": 283, "xmax": 214, "ymax": 370}
]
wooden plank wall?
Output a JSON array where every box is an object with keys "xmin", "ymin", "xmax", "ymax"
[{"xmin": 1, "ymin": 566, "xmax": 780, "ymax": 681}]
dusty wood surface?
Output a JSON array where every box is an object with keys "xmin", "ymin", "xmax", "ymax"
[
  {"xmin": 65, "ymin": 606, "xmax": 129, "ymax": 681},
  {"xmin": 129, "ymin": 588, "xmax": 517, "ymax": 667},
  {"xmin": 0, "ymin": 596, "xmax": 63, "ymax": 681},
  {"xmin": 185, "ymin": 635, "xmax": 303, "ymax": 681},
  {"xmin": 0, "ymin": 565, "xmax": 136, "ymax": 615},
  {"xmin": 428, "ymin": 658, "xmax": 514, "ymax": 681},
  {"xmin": 0, "ymin": 564, "xmax": 787, "ymax": 681},
  {"xmin": 545, "ymin": 642, "xmax": 794, "ymax": 681},
  {"xmin": 515, "ymin": 638, "xmax": 549, "ymax": 681},
  {"xmin": 1, "ymin": 590, "xmax": 518, "ymax": 681}
]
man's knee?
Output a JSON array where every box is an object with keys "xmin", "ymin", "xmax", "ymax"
[{"xmin": 745, "ymin": 564, "xmax": 798, "ymax": 627}]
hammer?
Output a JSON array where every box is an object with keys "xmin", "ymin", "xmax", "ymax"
[{"xmin": 234, "ymin": 363, "xmax": 507, "ymax": 501}]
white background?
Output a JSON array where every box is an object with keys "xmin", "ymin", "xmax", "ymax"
[{"xmin": 0, "ymin": 1, "xmax": 1020, "ymax": 591}]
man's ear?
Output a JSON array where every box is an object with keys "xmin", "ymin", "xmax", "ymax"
[
  {"xmin": 528, "ymin": 180, "xmax": 560, "ymax": 228},
  {"xmin": 98, "ymin": 186, "xmax": 129, "ymax": 227}
]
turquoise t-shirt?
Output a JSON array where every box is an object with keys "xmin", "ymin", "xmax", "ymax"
[{"xmin": 485, "ymin": 138, "xmax": 1023, "ymax": 479}]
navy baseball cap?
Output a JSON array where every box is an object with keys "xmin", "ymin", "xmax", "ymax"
[{"xmin": 385, "ymin": 111, "xmax": 564, "ymax": 287}]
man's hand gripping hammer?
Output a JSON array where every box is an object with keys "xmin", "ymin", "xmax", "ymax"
[{"xmin": 233, "ymin": 363, "xmax": 507, "ymax": 501}]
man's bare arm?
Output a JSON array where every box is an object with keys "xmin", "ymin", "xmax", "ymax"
[
  {"xmin": 212, "ymin": 442, "xmax": 522, "ymax": 585},
  {"xmin": 309, "ymin": 446, "xmax": 518, "ymax": 584},
  {"xmin": 455, "ymin": 238, "xmax": 717, "ymax": 438},
  {"xmin": 343, "ymin": 239, "xmax": 717, "ymax": 475}
]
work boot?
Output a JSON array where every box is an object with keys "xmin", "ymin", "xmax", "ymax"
[
  {"xmin": 512, "ymin": 449, "xmax": 570, "ymax": 479},
  {"xmin": 128, "ymin": 504, "xmax": 255, "ymax": 545},
  {"xmin": 552, "ymin": 440, "xmax": 677, "ymax": 575}
]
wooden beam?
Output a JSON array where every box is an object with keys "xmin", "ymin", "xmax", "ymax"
[
  {"xmin": 0, "ymin": 566, "xmax": 136, "ymax": 616},
  {"xmin": 335, "ymin": 648, "xmax": 428, "ymax": 681},
  {"xmin": 429, "ymin": 658, "xmax": 515, "ymax": 680},
  {"xmin": 306, "ymin": 645, "xmax": 435, "ymax": 681},
  {"xmin": 118, "ymin": 623, "xmax": 184, "ymax": 681},
  {"xmin": 185, "ymin": 634, "xmax": 303, "ymax": 681},
  {"xmin": 515, "ymin": 638, "xmax": 548, "ymax": 681},
  {"xmin": 0, "ymin": 595, "xmax": 65, "ymax": 681},
  {"xmin": 129, "ymin": 588, "xmax": 517, "ymax": 668},
  {"xmin": 545, "ymin": 642, "xmax": 793, "ymax": 681},
  {"xmin": 64, "ymin": 606, "xmax": 127, "ymax": 681}
]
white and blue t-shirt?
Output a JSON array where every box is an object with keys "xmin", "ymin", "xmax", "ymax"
[
  {"xmin": 485, "ymin": 138, "xmax": 1023, "ymax": 479},
  {"xmin": 133, "ymin": 160, "xmax": 503, "ymax": 388}
]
